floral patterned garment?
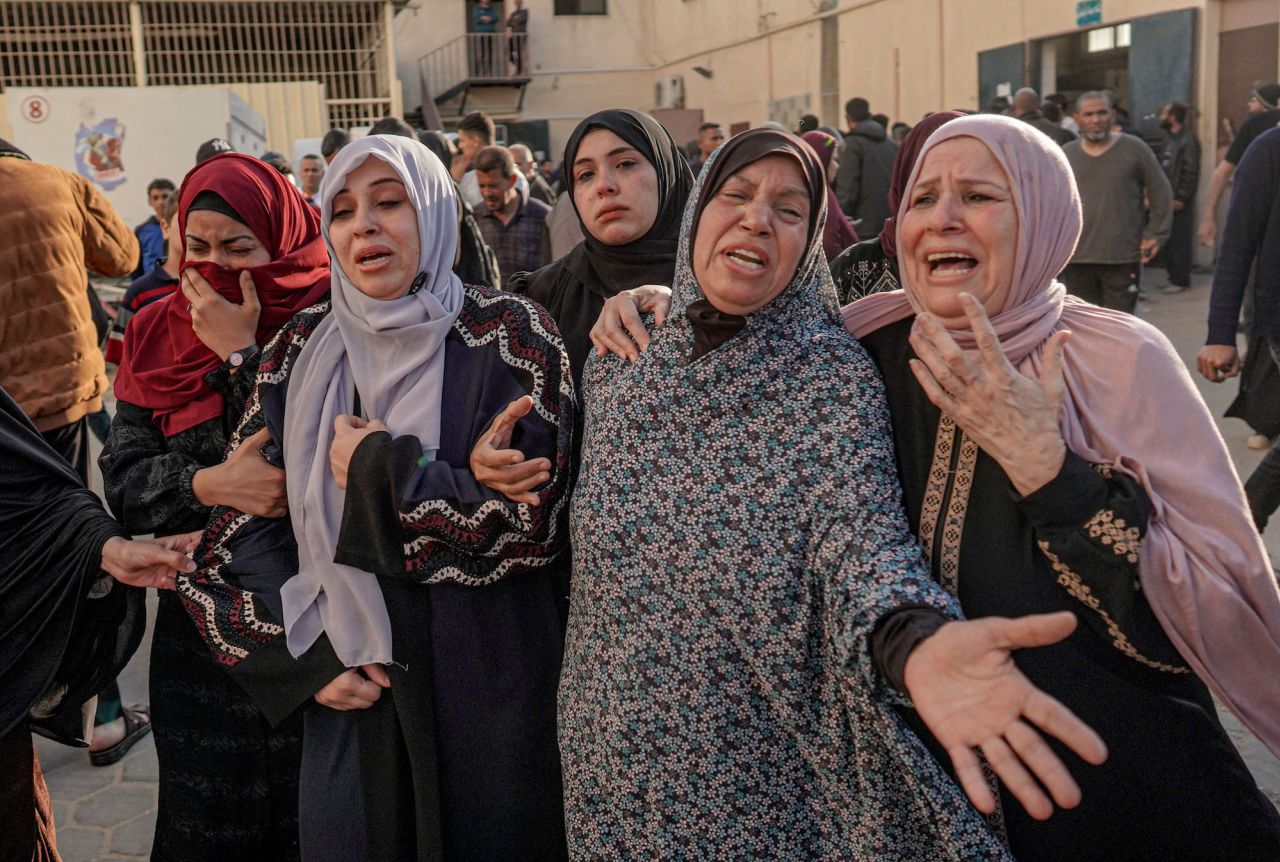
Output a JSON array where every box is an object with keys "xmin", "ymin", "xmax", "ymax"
[{"xmin": 560, "ymin": 135, "xmax": 1010, "ymax": 860}]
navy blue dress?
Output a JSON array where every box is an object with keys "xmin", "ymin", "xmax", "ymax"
[{"xmin": 181, "ymin": 288, "xmax": 575, "ymax": 860}]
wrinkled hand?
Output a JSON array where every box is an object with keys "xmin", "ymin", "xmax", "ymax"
[
  {"xmin": 314, "ymin": 664, "xmax": 391, "ymax": 710},
  {"xmin": 1196, "ymin": 344, "xmax": 1241, "ymax": 382},
  {"xmin": 330, "ymin": 415, "xmax": 388, "ymax": 490},
  {"xmin": 193, "ymin": 427, "xmax": 288, "ymax": 517},
  {"xmin": 1139, "ymin": 238, "xmax": 1159, "ymax": 264},
  {"xmin": 908, "ymin": 293, "xmax": 1070, "ymax": 496},
  {"xmin": 590, "ymin": 284, "xmax": 674, "ymax": 361},
  {"xmin": 100, "ymin": 535, "xmax": 197, "ymax": 591},
  {"xmin": 1198, "ymin": 217, "xmax": 1216, "ymax": 247},
  {"xmin": 181, "ymin": 268, "xmax": 261, "ymax": 361},
  {"xmin": 905, "ymin": 612, "xmax": 1108, "ymax": 820},
  {"xmin": 470, "ymin": 395, "xmax": 549, "ymax": 505}
]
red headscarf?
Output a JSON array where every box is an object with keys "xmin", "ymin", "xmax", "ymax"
[
  {"xmin": 799, "ymin": 130, "xmax": 859, "ymax": 263},
  {"xmin": 877, "ymin": 111, "xmax": 965, "ymax": 259},
  {"xmin": 114, "ymin": 153, "xmax": 330, "ymax": 436}
]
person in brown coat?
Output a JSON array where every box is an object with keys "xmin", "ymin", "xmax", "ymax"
[{"xmin": 0, "ymin": 137, "xmax": 139, "ymax": 481}]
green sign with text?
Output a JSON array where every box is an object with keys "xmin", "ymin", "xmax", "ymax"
[{"xmin": 1077, "ymin": 0, "xmax": 1102, "ymax": 26}]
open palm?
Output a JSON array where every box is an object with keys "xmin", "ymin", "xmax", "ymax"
[{"xmin": 904, "ymin": 612, "xmax": 1108, "ymax": 821}]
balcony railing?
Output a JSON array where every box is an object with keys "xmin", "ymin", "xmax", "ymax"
[{"xmin": 419, "ymin": 32, "xmax": 529, "ymax": 106}]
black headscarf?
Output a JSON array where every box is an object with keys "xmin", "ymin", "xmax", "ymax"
[
  {"xmin": 559, "ymin": 109, "xmax": 695, "ymax": 297},
  {"xmin": 685, "ymin": 128, "xmax": 828, "ymax": 357},
  {"xmin": 510, "ymin": 109, "xmax": 693, "ymax": 386}
]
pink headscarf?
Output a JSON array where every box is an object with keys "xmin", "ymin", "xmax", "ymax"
[{"xmin": 844, "ymin": 114, "xmax": 1280, "ymax": 757}]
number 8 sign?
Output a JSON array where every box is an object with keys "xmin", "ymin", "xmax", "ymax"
[{"xmin": 21, "ymin": 95, "xmax": 50, "ymax": 124}]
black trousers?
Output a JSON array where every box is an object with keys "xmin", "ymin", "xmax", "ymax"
[
  {"xmin": 1062, "ymin": 262, "xmax": 1140, "ymax": 313},
  {"xmin": 1158, "ymin": 205, "xmax": 1195, "ymax": 287},
  {"xmin": 1245, "ymin": 340, "xmax": 1280, "ymax": 531}
]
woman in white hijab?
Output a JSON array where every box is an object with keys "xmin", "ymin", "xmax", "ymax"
[{"xmin": 178, "ymin": 135, "xmax": 575, "ymax": 860}]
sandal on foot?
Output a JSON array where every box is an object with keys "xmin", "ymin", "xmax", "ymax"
[{"xmin": 89, "ymin": 704, "xmax": 152, "ymax": 767}]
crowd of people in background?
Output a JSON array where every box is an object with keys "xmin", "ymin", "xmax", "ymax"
[{"xmin": 4, "ymin": 73, "xmax": 1280, "ymax": 862}]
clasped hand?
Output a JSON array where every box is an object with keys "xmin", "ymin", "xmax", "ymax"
[{"xmin": 907, "ymin": 293, "xmax": 1070, "ymax": 497}]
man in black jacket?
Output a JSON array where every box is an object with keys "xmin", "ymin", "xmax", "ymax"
[
  {"xmin": 1156, "ymin": 101, "xmax": 1200, "ymax": 291},
  {"xmin": 1012, "ymin": 87, "xmax": 1076, "ymax": 147},
  {"xmin": 836, "ymin": 97, "xmax": 897, "ymax": 237}
]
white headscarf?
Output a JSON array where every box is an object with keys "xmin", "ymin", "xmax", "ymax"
[{"xmin": 280, "ymin": 135, "xmax": 465, "ymax": 667}]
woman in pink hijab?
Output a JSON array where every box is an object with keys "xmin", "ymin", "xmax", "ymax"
[
  {"xmin": 592, "ymin": 113, "xmax": 1280, "ymax": 858},
  {"xmin": 844, "ymin": 113, "xmax": 1280, "ymax": 859}
]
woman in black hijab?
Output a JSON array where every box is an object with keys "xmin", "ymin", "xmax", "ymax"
[{"xmin": 509, "ymin": 108, "xmax": 693, "ymax": 386}]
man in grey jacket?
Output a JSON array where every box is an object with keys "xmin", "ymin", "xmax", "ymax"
[
  {"xmin": 1062, "ymin": 91, "xmax": 1173, "ymax": 313},
  {"xmin": 836, "ymin": 97, "xmax": 897, "ymax": 237}
]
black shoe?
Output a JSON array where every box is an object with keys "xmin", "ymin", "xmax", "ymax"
[{"xmin": 89, "ymin": 704, "xmax": 152, "ymax": 767}]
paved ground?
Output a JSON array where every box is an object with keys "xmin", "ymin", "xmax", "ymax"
[{"xmin": 37, "ymin": 270, "xmax": 1280, "ymax": 859}]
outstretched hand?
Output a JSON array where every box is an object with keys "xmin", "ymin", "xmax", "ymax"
[
  {"xmin": 905, "ymin": 611, "xmax": 1108, "ymax": 820},
  {"xmin": 469, "ymin": 395, "xmax": 549, "ymax": 505},
  {"xmin": 100, "ymin": 535, "xmax": 198, "ymax": 591},
  {"xmin": 908, "ymin": 293, "xmax": 1070, "ymax": 496},
  {"xmin": 590, "ymin": 284, "xmax": 674, "ymax": 361}
]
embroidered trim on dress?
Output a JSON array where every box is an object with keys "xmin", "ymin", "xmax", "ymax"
[
  {"xmin": 1036, "ymin": 541, "xmax": 1188, "ymax": 674},
  {"xmin": 918, "ymin": 415, "xmax": 957, "ymax": 568},
  {"xmin": 1084, "ymin": 508, "xmax": 1141, "ymax": 564},
  {"xmin": 939, "ymin": 432, "xmax": 978, "ymax": 595}
]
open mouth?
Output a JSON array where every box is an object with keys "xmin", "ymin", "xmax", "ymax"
[
  {"xmin": 927, "ymin": 252, "xmax": 977, "ymax": 276},
  {"xmin": 726, "ymin": 248, "xmax": 766, "ymax": 271},
  {"xmin": 358, "ymin": 250, "xmax": 391, "ymax": 266}
]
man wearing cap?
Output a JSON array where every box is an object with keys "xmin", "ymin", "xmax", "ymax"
[
  {"xmin": 195, "ymin": 137, "xmax": 234, "ymax": 165},
  {"xmin": 1199, "ymin": 83, "xmax": 1280, "ymax": 246}
]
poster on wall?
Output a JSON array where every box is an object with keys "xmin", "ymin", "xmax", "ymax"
[{"xmin": 74, "ymin": 118, "xmax": 128, "ymax": 191}]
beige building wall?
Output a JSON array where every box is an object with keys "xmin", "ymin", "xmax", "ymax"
[{"xmin": 229, "ymin": 82, "xmax": 330, "ymax": 153}]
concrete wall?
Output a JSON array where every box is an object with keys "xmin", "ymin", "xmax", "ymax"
[{"xmin": 3, "ymin": 86, "xmax": 267, "ymax": 228}]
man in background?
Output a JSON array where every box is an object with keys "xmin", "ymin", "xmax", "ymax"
[
  {"xmin": 299, "ymin": 153, "xmax": 324, "ymax": 207},
  {"xmin": 474, "ymin": 145, "xmax": 551, "ymax": 278},
  {"xmin": 511, "ymin": 143, "xmax": 556, "ymax": 205},
  {"xmin": 321, "ymin": 128, "xmax": 351, "ymax": 166},
  {"xmin": 836, "ymin": 96, "xmax": 897, "ymax": 237},
  {"xmin": 132, "ymin": 178, "xmax": 175, "ymax": 278},
  {"xmin": 1012, "ymin": 87, "xmax": 1076, "ymax": 146},
  {"xmin": 691, "ymin": 122, "xmax": 725, "ymax": 176},
  {"xmin": 1199, "ymin": 83, "xmax": 1280, "ymax": 246},
  {"xmin": 1155, "ymin": 101, "xmax": 1201, "ymax": 292},
  {"xmin": 1061, "ymin": 91, "xmax": 1173, "ymax": 313}
]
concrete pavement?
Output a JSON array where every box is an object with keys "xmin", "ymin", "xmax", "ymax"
[{"xmin": 36, "ymin": 270, "xmax": 1280, "ymax": 860}]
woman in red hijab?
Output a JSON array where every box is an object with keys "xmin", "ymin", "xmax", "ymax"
[
  {"xmin": 800, "ymin": 129, "xmax": 859, "ymax": 263},
  {"xmin": 102, "ymin": 153, "xmax": 329, "ymax": 860}
]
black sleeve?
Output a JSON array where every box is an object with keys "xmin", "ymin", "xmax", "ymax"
[
  {"xmin": 1176, "ymin": 136, "xmax": 1201, "ymax": 202},
  {"xmin": 1015, "ymin": 449, "xmax": 1187, "ymax": 672},
  {"xmin": 203, "ymin": 353, "xmax": 261, "ymax": 419},
  {"xmin": 229, "ymin": 629, "xmax": 347, "ymax": 727},
  {"xmin": 870, "ymin": 607, "xmax": 950, "ymax": 696},
  {"xmin": 99, "ymin": 400, "xmax": 213, "ymax": 534}
]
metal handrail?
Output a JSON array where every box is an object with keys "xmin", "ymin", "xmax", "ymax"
[{"xmin": 419, "ymin": 32, "xmax": 528, "ymax": 103}]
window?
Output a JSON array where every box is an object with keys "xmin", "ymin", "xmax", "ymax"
[
  {"xmin": 554, "ymin": 0, "xmax": 607, "ymax": 14},
  {"xmin": 1086, "ymin": 23, "xmax": 1131, "ymax": 53}
]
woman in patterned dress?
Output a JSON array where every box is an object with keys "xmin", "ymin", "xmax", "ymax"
[
  {"xmin": 178, "ymin": 135, "xmax": 575, "ymax": 860},
  {"xmin": 556, "ymin": 127, "xmax": 1107, "ymax": 859},
  {"xmin": 597, "ymin": 116, "xmax": 1280, "ymax": 860}
]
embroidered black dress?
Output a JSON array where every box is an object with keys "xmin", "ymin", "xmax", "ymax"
[
  {"xmin": 830, "ymin": 236, "xmax": 900, "ymax": 305},
  {"xmin": 99, "ymin": 354, "xmax": 306, "ymax": 862},
  {"xmin": 861, "ymin": 317, "xmax": 1280, "ymax": 861},
  {"xmin": 182, "ymin": 288, "xmax": 574, "ymax": 861}
]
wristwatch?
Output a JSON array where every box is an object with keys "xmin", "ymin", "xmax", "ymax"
[{"xmin": 228, "ymin": 343, "xmax": 260, "ymax": 370}]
